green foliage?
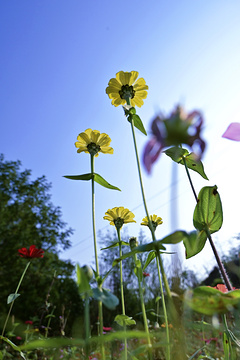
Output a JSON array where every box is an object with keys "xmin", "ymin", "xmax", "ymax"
[
  {"xmin": 183, "ymin": 230, "xmax": 208, "ymax": 259},
  {"xmin": 193, "ymin": 185, "xmax": 223, "ymax": 234},
  {"xmin": 76, "ymin": 264, "xmax": 91, "ymax": 296},
  {"xmin": 7, "ymin": 294, "xmax": 20, "ymax": 304},
  {"xmin": 92, "ymin": 288, "xmax": 119, "ymax": 310},
  {"xmin": 185, "ymin": 286, "xmax": 240, "ymax": 315},
  {"xmin": 124, "ymin": 106, "xmax": 147, "ymax": 135},
  {"xmin": 164, "ymin": 146, "xmax": 208, "ymax": 180},
  {"xmin": 0, "ymin": 336, "xmax": 26, "ymax": 359},
  {"xmin": 0, "ymin": 155, "xmax": 82, "ymax": 336},
  {"xmin": 64, "ymin": 172, "xmax": 121, "ymax": 191},
  {"xmin": 114, "ymin": 314, "xmax": 136, "ymax": 327}
]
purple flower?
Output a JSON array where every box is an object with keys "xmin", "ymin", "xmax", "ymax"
[
  {"xmin": 222, "ymin": 122, "xmax": 240, "ymax": 141},
  {"xmin": 143, "ymin": 106, "xmax": 206, "ymax": 174}
]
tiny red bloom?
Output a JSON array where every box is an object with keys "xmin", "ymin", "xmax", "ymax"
[
  {"xmin": 18, "ymin": 245, "xmax": 44, "ymax": 259},
  {"xmin": 25, "ymin": 320, "xmax": 33, "ymax": 325},
  {"xmin": 213, "ymin": 284, "xmax": 237, "ymax": 293},
  {"xmin": 143, "ymin": 272, "xmax": 150, "ymax": 277},
  {"xmin": 103, "ymin": 326, "xmax": 112, "ymax": 331}
]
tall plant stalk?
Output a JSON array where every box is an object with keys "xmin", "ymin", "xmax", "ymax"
[
  {"xmin": 117, "ymin": 227, "xmax": 128, "ymax": 360},
  {"xmin": 125, "ymin": 100, "xmax": 171, "ymax": 359},
  {"xmin": 90, "ymin": 154, "xmax": 105, "ymax": 360},
  {"xmin": 2, "ymin": 261, "xmax": 31, "ymax": 337},
  {"xmin": 132, "ymin": 248, "xmax": 152, "ymax": 360}
]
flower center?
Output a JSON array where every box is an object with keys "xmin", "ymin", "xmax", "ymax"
[
  {"xmin": 119, "ymin": 85, "xmax": 135, "ymax": 100},
  {"xmin": 114, "ymin": 217, "xmax": 124, "ymax": 229},
  {"xmin": 87, "ymin": 142, "xmax": 101, "ymax": 156}
]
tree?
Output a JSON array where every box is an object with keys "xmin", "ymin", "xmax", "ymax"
[{"xmin": 0, "ymin": 154, "xmax": 82, "ymax": 336}]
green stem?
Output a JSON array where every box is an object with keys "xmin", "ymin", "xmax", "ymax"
[
  {"xmin": 90, "ymin": 155, "xmax": 105, "ymax": 360},
  {"xmin": 85, "ymin": 294, "xmax": 90, "ymax": 360},
  {"xmin": 182, "ymin": 154, "xmax": 233, "ymax": 291},
  {"xmin": 2, "ymin": 261, "xmax": 31, "ymax": 337},
  {"xmin": 133, "ymin": 253, "xmax": 152, "ymax": 360},
  {"xmin": 129, "ymin": 116, "xmax": 171, "ymax": 298},
  {"xmin": 116, "ymin": 227, "xmax": 127, "ymax": 360},
  {"xmin": 45, "ymin": 306, "xmax": 56, "ymax": 338},
  {"xmin": 127, "ymin": 107, "xmax": 170, "ymax": 360},
  {"xmin": 156, "ymin": 251, "xmax": 171, "ymax": 360}
]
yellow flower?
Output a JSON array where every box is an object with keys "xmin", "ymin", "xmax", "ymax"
[
  {"xmin": 75, "ymin": 128, "xmax": 113, "ymax": 157},
  {"xmin": 103, "ymin": 207, "xmax": 136, "ymax": 229},
  {"xmin": 141, "ymin": 214, "xmax": 163, "ymax": 231},
  {"xmin": 106, "ymin": 71, "xmax": 148, "ymax": 107}
]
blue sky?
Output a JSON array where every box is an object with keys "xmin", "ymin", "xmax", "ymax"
[{"xmin": 1, "ymin": 1, "xmax": 240, "ymax": 279}]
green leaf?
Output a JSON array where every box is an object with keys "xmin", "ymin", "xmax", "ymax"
[
  {"xmin": 136, "ymin": 241, "xmax": 166, "ymax": 253},
  {"xmin": 114, "ymin": 314, "xmax": 136, "ymax": 327},
  {"xmin": 102, "ymin": 268, "xmax": 114, "ymax": 284},
  {"xmin": 112, "ymin": 240, "xmax": 168, "ymax": 267},
  {"xmin": 64, "ymin": 173, "xmax": 92, "ymax": 181},
  {"xmin": 134, "ymin": 259, "xmax": 142, "ymax": 281},
  {"xmin": 76, "ymin": 264, "xmax": 91, "ymax": 296},
  {"xmin": 7, "ymin": 293, "xmax": 20, "ymax": 304},
  {"xmin": 183, "ymin": 230, "xmax": 208, "ymax": 259},
  {"xmin": 101, "ymin": 241, "xmax": 129, "ymax": 250},
  {"xmin": 64, "ymin": 173, "xmax": 121, "ymax": 191},
  {"xmin": 164, "ymin": 146, "xmax": 188, "ymax": 161},
  {"xmin": 223, "ymin": 332, "xmax": 230, "ymax": 360},
  {"xmin": 184, "ymin": 286, "xmax": 240, "ymax": 315},
  {"xmin": 92, "ymin": 288, "xmax": 119, "ymax": 310},
  {"xmin": 183, "ymin": 153, "xmax": 208, "ymax": 180},
  {"xmin": 0, "ymin": 336, "xmax": 26, "ymax": 359},
  {"xmin": 93, "ymin": 173, "xmax": 121, "ymax": 191},
  {"xmin": 164, "ymin": 147, "xmax": 208, "ymax": 180},
  {"xmin": 143, "ymin": 251, "xmax": 156, "ymax": 271},
  {"xmin": 193, "ymin": 185, "xmax": 223, "ymax": 234},
  {"xmin": 20, "ymin": 331, "xmax": 150, "ymax": 351},
  {"xmin": 160, "ymin": 230, "xmax": 188, "ymax": 245},
  {"xmin": 131, "ymin": 114, "xmax": 147, "ymax": 136}
]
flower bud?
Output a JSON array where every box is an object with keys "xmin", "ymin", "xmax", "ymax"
[
  {"xmin": 81, "ymin": 265, "xmax": 93, "ymax": 281},
  {"xmin": 129, "ymin": 237, "xmax": 138, "ymax": 250}
]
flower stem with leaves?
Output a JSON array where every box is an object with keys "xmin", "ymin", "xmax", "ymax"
[
  {"xmin": 181, "ymin": 154, "xmax": 233, "ymax": 291},
  {"xmin": 2, "ymin": 261, "xmax": 31, "ymax": 337},
  {"xmin": 116, "ymin": 227, "xmax": 128, "ymax": 360},
  {"xmin": 90, "ymin": 154, "xmax": 105, "ymax": 360},
  {"xmin": 128, "ymin": 114, "xmax": 171, "ymax": 360},
  {"xmin": 130, "ymin": 238, "xmax": 152, "ymax": 360}
]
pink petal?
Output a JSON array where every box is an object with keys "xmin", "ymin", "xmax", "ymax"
[{"xmin": 222, "ymin": 122, "xmax": 240, "ymax": 141}]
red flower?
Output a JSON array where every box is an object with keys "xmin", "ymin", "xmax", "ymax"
[
  {"xmin": 143, "ymin": 272, "xmax": 150, "ymax": 277},
  {"xmin": 18, "ymin": 245, "xmax": 44, "ymax": 259},
  {"xmin": 103, "ymin": 326, "xmax": 112, "ymax": 331},
  {"xmin": 25, "ymin": 320, "xmax": 33, "ymax": 325},
  {"xmin": 213, "ymin": 284, "xmax": 237, "ymax": 293}
]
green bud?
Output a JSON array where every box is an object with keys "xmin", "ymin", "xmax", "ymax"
[
  {"xmin": 129, "ymin": 237, "xmax": 138, "ymax": 250},
  {"xmin": 81, "ymin": 265, "xmax": 93, "ymax": 281}
]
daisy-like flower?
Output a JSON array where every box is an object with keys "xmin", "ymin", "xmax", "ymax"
[
  {"xmin": 141, "ymin": 214, "xmax": 163, "ymax": 231},
  {"xmin": 106, "ymin": 71, "xmax": 148, "ymax": 107},
  {"xmin": 75, "ymin": 128, "xmax": 113, "ymax": 157},
  {"xmin": 103, "ymin": 207, "xmax": 136, "ymax": 229},
  {"xmin": 18, "ymin": 245, "xmax": 44, "ymax": 259}
]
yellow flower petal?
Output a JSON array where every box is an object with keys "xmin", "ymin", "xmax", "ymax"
[
  {"xmin": 75, "ymin": 129, "xmax": 113, "ymax": 157},
  {"xmin": 104, "ymin": 207, "xmax": 136, "ymax": 229},
  {"xmin": 129, "ymin": 71, "xmax": 139, "ymax": 85},
  {"xmin": 106, "ymin": 71, "xmax": 148, "ymax": 108}
]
